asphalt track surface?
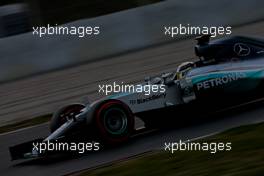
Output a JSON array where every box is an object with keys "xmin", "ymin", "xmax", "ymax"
[{"xmin": 0, "ymin": 21, "xmax": 264, "ymax": 176}]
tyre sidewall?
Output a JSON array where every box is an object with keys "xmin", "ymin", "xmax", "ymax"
[{"xmin": 95, "ymin": 100, "xmax": 134, "ymax": 145}]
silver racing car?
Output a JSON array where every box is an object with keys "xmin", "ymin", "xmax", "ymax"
[{"xmin": 9, "ymin": 35, "xmax": 264, "ymax": 160}]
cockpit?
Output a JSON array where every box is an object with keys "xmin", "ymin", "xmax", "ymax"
[{"xmin": 146, "ymin": 35, "xmax": 264, "ymax": 86}]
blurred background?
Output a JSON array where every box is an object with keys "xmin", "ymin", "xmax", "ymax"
[
  {"xmin": 0, "ymin": 0, "xmax": 264, "ymax": 83},
  {"xmin": 0, "ymin": 0, "xmax": 162, "ymax": 37}
]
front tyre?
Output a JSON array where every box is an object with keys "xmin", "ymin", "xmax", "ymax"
[
  {"xmin": 50, "ymin": 103, "xmax": 85, "ymax": 133},
  {"xmin": 95, "ymin": 100, "xmax": 134, "ymax": 145}
]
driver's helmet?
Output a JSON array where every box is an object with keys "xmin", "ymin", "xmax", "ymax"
[{"xmin": 176, "ymin": 62, "xmax": 194, "ymax": 79}]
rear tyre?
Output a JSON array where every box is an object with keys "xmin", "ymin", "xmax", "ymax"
[
  {"xmin": 95, "ymin": 100, "xmax": 134, "ymax": 145},
  {"xmin": 50, "ymin": 104, "xmax": 85, "ymax": 133}
]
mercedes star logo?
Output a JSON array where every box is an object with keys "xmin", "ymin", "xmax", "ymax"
[{"xmin": 233, "ymin": 43, "xmax": 250, "ymax": 56}]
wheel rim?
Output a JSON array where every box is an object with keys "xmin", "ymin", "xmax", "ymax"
[{"xmin": 103, "ymin": 108, "xmax": 128, "ymax": 135}]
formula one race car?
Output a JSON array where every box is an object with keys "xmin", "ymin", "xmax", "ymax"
[{"xmin": 9, "ymin": 35, "xmax": 264, "ymax": 160}]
